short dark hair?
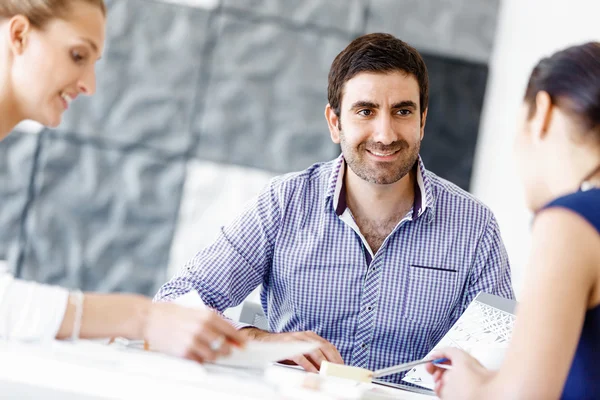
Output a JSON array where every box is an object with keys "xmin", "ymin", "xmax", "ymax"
[
  {"xmin": 525, "ymin": 42, "xmax": 600, "ymax": 140},
  {"xmin": 327, "ymin": 33, "xmax": 429, "ymax": 118}
]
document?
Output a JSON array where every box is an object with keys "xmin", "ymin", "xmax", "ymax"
[
  {"xmin": 402, "ymin": 292, "xmax": 517, "ymax": 390},
  {"xmin": 213, "ymin": 341, "xmax": 320, "ymax": 369},
  {"xmin": 171, "ymin": 292, "xmax": 319, "ymax": 369}
]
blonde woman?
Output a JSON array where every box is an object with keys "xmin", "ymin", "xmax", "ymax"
[{"xmin": 0, "ymin": 0, "xmax": 245, "ymax": 362}]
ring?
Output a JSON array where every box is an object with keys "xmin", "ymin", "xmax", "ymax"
[{"xmin": 209, "ymin": 336, "xmax": 224, "ymax": 351}]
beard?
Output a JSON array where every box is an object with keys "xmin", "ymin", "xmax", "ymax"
[{"xmin": 339, "ymin": 129, "xmax": 421, "ymax": 185}]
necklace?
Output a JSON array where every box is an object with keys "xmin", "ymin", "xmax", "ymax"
[{"xmin": 580, "ymin": 163, "xmax": 600, "ymax": 191}]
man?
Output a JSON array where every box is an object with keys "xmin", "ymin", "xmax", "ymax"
[{"xmin": 156, "ymin": 33, "xmax": 514, "ymax": 382}]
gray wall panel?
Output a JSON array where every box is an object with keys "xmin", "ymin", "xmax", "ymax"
[
  {"xmin": 222, "ymin": 0, "xmax": 366, "ymax": 34},
  {"xmin": 193, "ymin": 13, "xmax": 346, "ymax": 172},
  {"xmin": 18, "ymin": 132, "xmax": 184, "ymax": 294},
  {"xmin": 55, "ymin": 0, "xmax": 212, "ymax": 154},
  {"xmin": 420, "ymin": 55, "xmax": 489, "ymax": 190},
  {"xmin": 0, "ymin": 0, "xmax": 499, "ymax": 293},
  {"xmin": 366, "ymin": 0, "xmax": 499, "ymax": 63},
  {"xmin": 0, "ymin": 133, "xmax": 38, "ymax": 268}
]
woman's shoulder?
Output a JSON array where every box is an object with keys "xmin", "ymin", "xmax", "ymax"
[
  {"xmin": 543, "ymin": 189, "xmax": 600, "ymax": 234},
  {"xmin": 532, "ymin": 204, "xmax": 600, "ymax": 287}
]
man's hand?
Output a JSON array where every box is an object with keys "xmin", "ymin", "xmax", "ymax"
[{"xmin": 242, "ymin": 328, "xmax": 344, "ymax": 373}]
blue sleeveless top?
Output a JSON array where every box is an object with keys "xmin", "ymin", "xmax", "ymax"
[{"xmin": 542, "ymin": 188, "xmax": 600, "ymax": 400}]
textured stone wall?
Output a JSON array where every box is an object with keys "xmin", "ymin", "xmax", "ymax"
[{"xmin": 0, "ymin": 0, "xmax": 499, "ymax": 295}]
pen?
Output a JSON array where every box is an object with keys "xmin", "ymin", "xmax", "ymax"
[{"xmin": 372, "ymin": 357, "xmax": 451, "ymax": 378}]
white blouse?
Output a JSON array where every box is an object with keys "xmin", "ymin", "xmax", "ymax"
[{"xmin": 0, "ymin": 273, "xmax": 69, "ymax": 341}]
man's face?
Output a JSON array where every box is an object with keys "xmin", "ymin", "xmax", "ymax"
[{"xmin": 327, "ymin": 71, "xmax": 426, "ymax": 185}]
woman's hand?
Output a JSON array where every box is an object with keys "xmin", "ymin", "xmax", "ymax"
[
  {"xmin": 143, "ymin": 302, "xmax": 246, "ymax": 363},
  {"xmin": 426, "ymin": 348, "xmax": 494, "ymax": 400}
]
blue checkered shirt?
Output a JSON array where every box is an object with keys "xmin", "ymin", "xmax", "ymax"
[{"xmin": 155, "ymin": 155, "xmax": 514, "ymax": 382}]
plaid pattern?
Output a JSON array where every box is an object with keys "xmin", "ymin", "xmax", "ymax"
[{"xmin": 155, "ymin": 155, "xmax": 513, "ymax": 382}]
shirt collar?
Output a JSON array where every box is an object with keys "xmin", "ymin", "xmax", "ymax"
[{"xmin": 326, "ymin": 154, "xmax": 433, "ymax": 220}]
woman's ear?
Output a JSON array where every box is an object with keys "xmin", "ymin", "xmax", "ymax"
[
  {"xmin": 531, "ymin": 91, "xmax": 553, "ymax": 141},
  {"xmin": 8, "ymin": 15, "xmax": 31, "ymax": 56}
]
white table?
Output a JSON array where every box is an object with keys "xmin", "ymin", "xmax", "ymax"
[{"xmin": 0, "ymin": 340, "xmax": 436, "ymax": 399}]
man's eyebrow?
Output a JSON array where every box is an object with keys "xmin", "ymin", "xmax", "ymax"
[
  {"xmin": 391, "ymin": 101, "xmax": 418, "ymax": 109},
  {"xmin": 350, "ymin": 101, "xmax": 379, "ymax": 109}
]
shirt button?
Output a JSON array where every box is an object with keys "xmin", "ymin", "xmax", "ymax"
[
  {"xmin": 367, "ymin": 306, "xmax": 373, "ymax": 311},
  {"xmin": 361, "ymin": 343, "xmax": 368, "ymax": 349}
]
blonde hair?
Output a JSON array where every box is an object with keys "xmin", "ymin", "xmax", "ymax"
[{"xmin": 0, "ymin": 0, "xmax": 106, "ymax": 27}]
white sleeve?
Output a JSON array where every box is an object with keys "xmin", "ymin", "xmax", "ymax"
[{"xmin": 0, "ymin": 273, "xmax": 69, "ymax": 341}]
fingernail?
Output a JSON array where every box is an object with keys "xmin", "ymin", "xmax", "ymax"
[{"xmin": 227, "ymin": 339, "xmax": 244, "ymax": 348}]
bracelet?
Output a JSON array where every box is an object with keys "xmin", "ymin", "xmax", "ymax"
[{"xmin": 69, "ymin": 290, "xmax": 84, "ymax": 341}]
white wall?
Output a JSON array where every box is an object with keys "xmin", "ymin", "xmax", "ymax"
[
  {"xmin": 472, "ymin": 0, "xmax": 600, "ymax": 296},
  {"xmin": 156, "ymin": 0, "xmax": 218, "ymax": 9},
  {"xmin": 167, "ymin": 161, "xmax": 275, "ymax": 319}
]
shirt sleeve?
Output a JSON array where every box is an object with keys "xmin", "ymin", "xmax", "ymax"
[
  {"xmin": 463, "ymin": 213, "xmax": 515, "ymax": 309},
  {"xmin": 168, "ymin": 289, "xmax": 253, "ymax": 330},
  {"xmin": 154, "ymin": 179, "xmax": 282, "ymax": 324},
  {"xmin": 0, "ymin": 274, "xmax": 69, "ymax": 341}
]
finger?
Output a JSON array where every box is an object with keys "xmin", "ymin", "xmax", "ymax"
[
  {"xmin": 302, "ymin": 331, "xmax": 330, "ymax": 344},
  {"xmin": 318, "ymin": 343, "xmax": 344, "ymax": 364},
  {"xmin": 439, "ymin": 370, "xmax": 455, "ymax": 398},
  {"xmin": 426, "ymin": 361, "xmax": 447, "ymax": 375},
  {"xmin": 205, "ymin": 313, "xmax": 247, "ymax": 347},
  {"xmin": 434, "ymin": 379, "xmax": 443, "ymax": 398},
  {"xmin": 425, "ymin": 361, "xmax": 436, "ymax": 374},
  {"xmin": 433, "ymin": 347, "xmax": 463, "ymax": 363},
  {"xmin": 277, "ymin": 359, "xmax": 298, "ymax": 366},
  {"xmin": 433, "ymin": 369, "xmax": 444, "ymax": 383},
  {"xmin": 195, "ymin": 327, "xmax": 234, "ymax": 358},
  {"xmin": 429, "ymin": 350, "xmax": 444, "ymax": 359},
  {"xmin": 305, "ymin": 349, "xmax": 327, "ymax": 370},
  {"xmin": 191, "ymin": 334, "xmax": 224, "ymax": 363},
  {"xmin": 429, "ymin": 351, "xmax": 451, "ymax": 367},
  {"xmin": 290, "ymin": 354, "xmax": 319, "ymax": 373},
  {"xmin": 298, "ymin": 332, "xmax": 344, "ymax": 364},
  {"xmin": 288, "ymin": 332, "xmax": 343, "ymax": 365},
  {"xmin": 184, "ymin": 347, "xmax": 206, "ymax": 364}
]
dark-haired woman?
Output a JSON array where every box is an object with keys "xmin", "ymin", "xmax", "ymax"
[{"xmin": 427, "ymin": 42, "xmax": 600, "ymax": 400}]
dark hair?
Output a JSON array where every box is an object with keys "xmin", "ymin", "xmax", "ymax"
[
  {"xmin": 524, "ymin": 42, "xmax": 600, "ymax": 138},
  {"xmin": 327, "ymin": 33, "xmax": 429, "ymax": 118}
]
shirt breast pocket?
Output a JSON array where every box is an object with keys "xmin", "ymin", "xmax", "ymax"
[{"xmin": 402, "ymin": 264, "xmax": 459, "ymax": 328}]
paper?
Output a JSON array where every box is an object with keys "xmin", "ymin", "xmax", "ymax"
[
  {"xmin": 213, "ymin": 340, "xmax": 320, "ymax": 369},
  {"xmin": 263, "ymin": 363, "xmax": 435, "ymax": 400},
  {"xmin": 0, "ymin": 339, "xmax": 282, "ymax": 399},
  {"xmin": 0, "ymin": 339, "xmax": 208, "ymax": 386},
  {"xmin": 171, "ymin": 292, "xmax": 318, "ymax": 368},
  {"xmin": 402, "ymin": 292, "xmax": 517, "ymax": 390}
]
